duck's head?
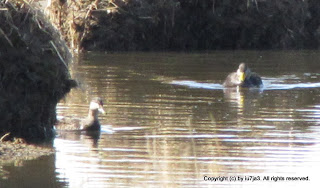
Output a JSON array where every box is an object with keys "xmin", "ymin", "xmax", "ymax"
[
  {"xmin": 236, "ymin": 63, "xmax": 249, "ymax": 83},
  {"xmin": 89, "ymin": 97, "xmax": 106, "ymax": 115}
]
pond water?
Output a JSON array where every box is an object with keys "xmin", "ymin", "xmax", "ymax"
[{"xmin": 1, "ymin": 51, "xmax": 320, "ymax": 187}]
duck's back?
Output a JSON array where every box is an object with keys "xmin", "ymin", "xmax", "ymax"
[
  {"xmin": 242, "ymin": 72, "xmax": 262, "ymax": 87},
  {"xmin": 55, "ymin": 117, "xmax": 101, "ymax": 131},
  {"xmin": 55, "ymin": 118, "xmax": 83, "ymax": 131}
]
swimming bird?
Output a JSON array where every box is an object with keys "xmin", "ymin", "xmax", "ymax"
[
  {"xmin": 55, "ymin": 97, "xmax": 106, "ymax": 131},
  {"xmin": 223, "ymin": 63, "xmax": 262, "ymax": 87}
]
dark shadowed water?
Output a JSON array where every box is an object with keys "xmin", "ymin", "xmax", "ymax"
[{"xmin": 2, "ymin": 51, "xmax": 320, "ymax": 187}]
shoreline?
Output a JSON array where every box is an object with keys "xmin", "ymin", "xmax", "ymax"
[{"xmin": 0, "ymin": 141, "xmax": 54, "ymax": 165}]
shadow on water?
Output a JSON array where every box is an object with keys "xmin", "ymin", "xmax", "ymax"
[{"xmin": 0, "ymin": 155, "xmax": 66, "ymax": 188}]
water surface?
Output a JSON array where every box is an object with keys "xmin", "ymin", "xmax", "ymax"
[{"xmin": 2, "ymin": 51, "xmax": 320, "ymax": 187}]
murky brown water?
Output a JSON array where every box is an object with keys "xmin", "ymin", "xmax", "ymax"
[{"xmin": 2, "ymin": 51, "xmax": 320, "ymax": 187}]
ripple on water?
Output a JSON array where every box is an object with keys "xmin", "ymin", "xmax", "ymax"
[
  {"xmin": 51, "ymin": 53, "xmax": 320, "ymax": 188},
  {"xmin": 170, "ymin": 74, "xmax": 320, "ymax": 91}
]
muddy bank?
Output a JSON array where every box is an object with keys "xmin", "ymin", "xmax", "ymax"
[
  {"xmin": 0, "ymin": 141, "xmax": 54, "ymax": 165},
  {"xmin": 47, "ymin": 0, "xmax": 320, "ymax": 51},
  {"xmin": 0, "ymin": 1, "xmax": 75, "ymax": 142}
]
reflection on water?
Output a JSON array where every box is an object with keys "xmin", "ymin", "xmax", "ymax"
[{"xmin": 2, "ymin": 51, "xmax": 320, "ymax": 187}]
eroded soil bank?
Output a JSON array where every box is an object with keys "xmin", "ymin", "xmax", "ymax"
[{"xmin": 47, "ymin": 0, "xmax": 320, "ymax": 51}]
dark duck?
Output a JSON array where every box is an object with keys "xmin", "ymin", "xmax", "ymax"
[
  {"xmin": 223, "ymin": 63, "xmax": 263, "ymax": 88},
  {"xmin": 55, "ymin": 97, "xmax": 106, "ymax": 131}
]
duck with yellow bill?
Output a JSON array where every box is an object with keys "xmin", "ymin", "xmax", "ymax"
[{"xmin": 223, "ymin": 63, "xmax": 263, "ymax": 88}]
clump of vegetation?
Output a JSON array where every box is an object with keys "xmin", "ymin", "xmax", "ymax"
[{"xmin": 0, "ymin": 1, "xmax": 75, "ymax": 142}]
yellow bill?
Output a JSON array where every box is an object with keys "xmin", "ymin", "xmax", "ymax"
[{"xmin": 239, "ymin": 72, "xmax": 245, "ymax": 82}]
